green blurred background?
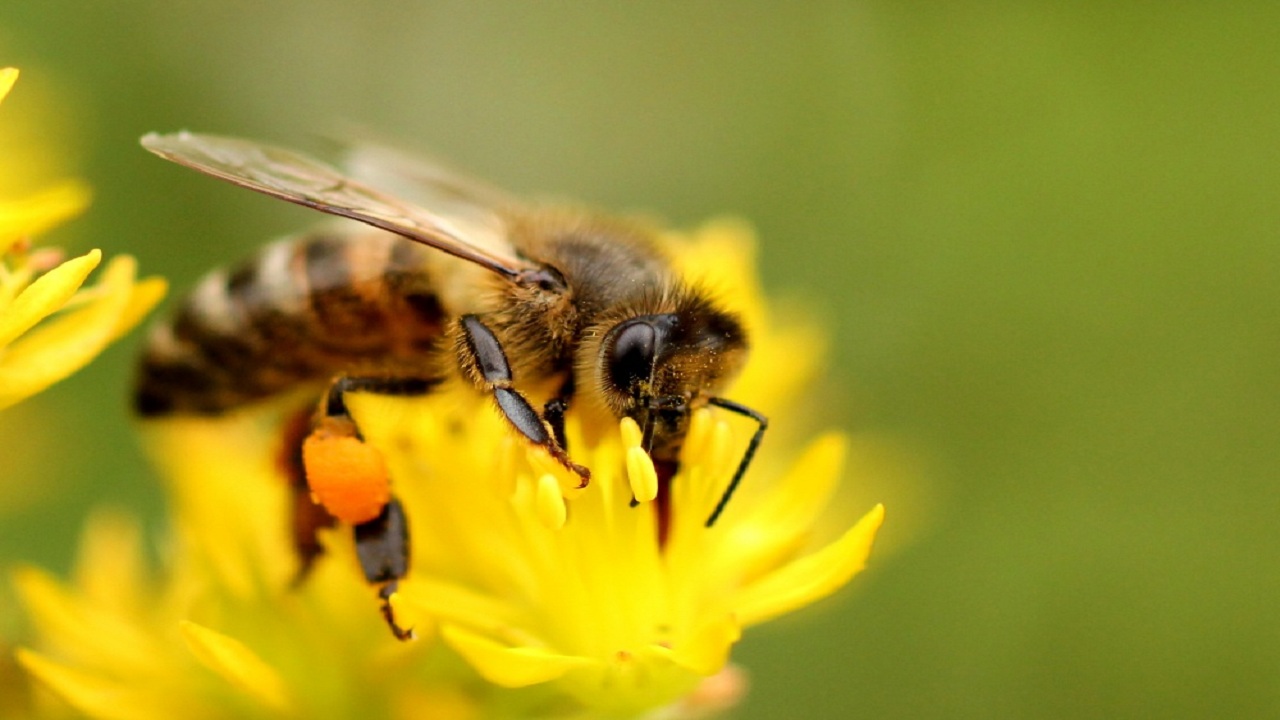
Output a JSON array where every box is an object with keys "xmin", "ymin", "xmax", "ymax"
[{"xmin": 4, "ymin": 3, "xmax": 1279, "ymax": 718}]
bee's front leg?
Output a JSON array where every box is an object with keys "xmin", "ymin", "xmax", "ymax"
[
  {"xmin": 299, "ymin": 376, "xmax": 438, "ymax": 641},
  {"xmin": 456, "ymin": 314, "xmax": 589, "ymax": 486}
]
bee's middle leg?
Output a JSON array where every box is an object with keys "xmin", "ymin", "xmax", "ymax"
[{"xmin": 543, "ymin": 374, "xmax": 575, "ymax": 452}]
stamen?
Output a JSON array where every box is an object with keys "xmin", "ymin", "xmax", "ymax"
[
  {"xmin": 683, "ymin": 408, "xmax": 714, "ymax": 464},
  {"xmin": 621, "ymin": 417, "xmax": 658, "ymax": 503},
  {"xmin": 626, "ymin": 446, "xmax": 658, "ymax": 503},
  {"xmin": 535, "ymin": 473, "xmax": 567, "ymax": 530},
  {"xmin": 619, "ymin": 417, "xmax": 644, "ymax": 450},
  {"xmin": 708, "ymin": 417, "xmax": 734, "ymax": 475}
]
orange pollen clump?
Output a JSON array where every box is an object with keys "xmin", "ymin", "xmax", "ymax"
[{"xmin": 302, "ymin": 417, "xmax": 391, "ymax": 524}]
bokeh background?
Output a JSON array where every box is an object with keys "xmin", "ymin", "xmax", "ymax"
[{"xmin": 4, "ymin": 3, "xmax": 1279, "ymax": 718}]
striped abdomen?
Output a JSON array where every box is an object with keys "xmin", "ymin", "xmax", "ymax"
[{"xmin": 135, "ymin": 232, "xmax": 449, "ymax": 416}]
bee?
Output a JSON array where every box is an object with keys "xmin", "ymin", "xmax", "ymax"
[{"xmin": 135, "ymin": 132, "xmax": 767, "ymax": 639}]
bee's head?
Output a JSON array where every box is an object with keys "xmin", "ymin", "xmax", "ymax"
[{"xmin": 598, "ymin": 305, "xmax": 747, "ymax": 457}]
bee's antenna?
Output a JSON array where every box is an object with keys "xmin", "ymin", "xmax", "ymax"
[{"xmin": 703, "ymin": 397, "xmax": 768, "ymax": 527}]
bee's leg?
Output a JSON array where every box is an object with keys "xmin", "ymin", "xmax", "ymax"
[
  {"xmin": 542, "ymin": 374, "xmax": 575, "ymax": 452},
  {"xmin": 703, "ymin": 397, "xmax": 768, "ymax": 527},
  {"xmin": 355, "ymin": 498, "xmax": 413, "ymax": 641},
  {"xmin": 304, "ymin": 375, "xmax": 437, "ymax": 641},
  {"xmin": 457, "ymin": 314, "xmax": 590, "ymax": 486},
  {"xmin": 279, "ymin": 405, "xmax": 337, "ymax": 585}
]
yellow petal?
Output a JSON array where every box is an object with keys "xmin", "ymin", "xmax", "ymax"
[
  {"xmin": 0, "ymin": 248, "xmax": 100, "ymax": 347},
  {"xmin": 669, "ymin": 218, "xmax": 760, "ymax": 311},
  {"xmin": 0, "ymin": 181, "xmax": 92, "ymax": 253},
  {"xmin": 382, "ymin": 589, "xmax": 436, "ymax": 641},
  {"xmin": 12, "ymin": 566, "xmax": 165, "ymax": 674},
  {"xmin": 16, "ymin": 649, "xmax": 179, "ymax": 720},
  {"xmin": 390, "ymin": 686, "xmax": 480, "ymax": 720},
  {"xmin": 763, "ymin": 433, "xmax": 846, "ymax": 528},
  {"xmin": 0, "ymin": 254, "xmax": 160, "ymax": 410},
  {"xmin": 110, "ymin": 275, "xmax": 168, "ymax": 340},
  {"xmin": 669, "ymin": 614, "xmax": 741, "ymax": 676},
  {"xmin": 734, "ymin": 504, "xmax": 885, "ymax": 627},
  {"xmin": 721, "ymin": 433, "xmax": 846, "ymax": 582},
  {"xmin": 0, "ymin": 67, "xmax": 17, "ymax": 104},
  {"xmin": 179, "ymin": 621, "xmax": 294, "ymax": 714},
  {"xmin": 71, "ymin": 510, "xmax": 147, "ymax": 613},
  {"xmin": 142, "ymin": 417, "xmax": 294, "ymax": 597},
  {"xmin": 442, "ymin": 624, "xmax": 590, "ymax": 688},
  {"xmin": 398, "ymin": 577, "xmax": 521, "ymax": 633}
]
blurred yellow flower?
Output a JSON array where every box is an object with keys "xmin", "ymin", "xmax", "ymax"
[
  {"xmin": 0, "ymin": 67, "xmax": 166, "ymax": 410},
  {"xmin": 13, "ymin": 220, "xmax": 882, "ymax": 719}
]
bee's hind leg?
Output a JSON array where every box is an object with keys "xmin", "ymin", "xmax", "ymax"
[
  {"xmin": 302, "ymin": 375, "xmax": 439, "ymax": 641},
  {"xmin": 279, "ymin": 406, "xmax": 337, "ymax": 586},
  {"xmin": 355, "ymin": 498, "xmax": 413, "ymax": 640}
]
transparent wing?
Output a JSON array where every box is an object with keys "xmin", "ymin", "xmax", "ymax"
[
  {"xmin": 340, "ymin": 139, "xmax": 517, "ymax": 261},
  {"xmin": 141, "ymin": 131, "xmax": 531, "ymax": 280}
]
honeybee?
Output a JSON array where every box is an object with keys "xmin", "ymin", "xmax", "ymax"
[{"xmin": 136, "ymin": 132, "xmax": 767, "ymax": 639}]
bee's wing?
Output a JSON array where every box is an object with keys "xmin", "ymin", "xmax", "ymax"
[
  {"xmin": 141, "ymin": 131, "xmax": 532, "ymax": 280},
  {"xmin": 340, "ymin": 140, "xmax": 517, "ymax": 261}
]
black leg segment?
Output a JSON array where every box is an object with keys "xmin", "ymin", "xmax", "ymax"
[
  {"xmin": 354, "ymin": 497, "xmax": 410, "ymax": 584},
  {"xmin": 543, "ymin": 375, "xmax": 575, "ymax": 452},
  {"xmin": 495, "ymin": 387, "xmax": 552, "ymax": 445},
  {"xmin": 460, "ymin": 315, "xmax": 512, "ymax": 382},
  {"xmin": 355, "ymin": 498, "xmax": 414, "ymax": 641}
]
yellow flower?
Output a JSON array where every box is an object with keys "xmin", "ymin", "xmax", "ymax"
[
  {"xmin": 0, "ymin": 68, "xmax": 167, "ymax": 410},
  {"xmin": 13, "ymin": 221, "xmax": 882, "ymax": 719}
]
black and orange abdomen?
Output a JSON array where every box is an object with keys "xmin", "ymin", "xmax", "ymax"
[{"xmin": 135, "ymin": 231, "xmax": 448, "ymax": 416}]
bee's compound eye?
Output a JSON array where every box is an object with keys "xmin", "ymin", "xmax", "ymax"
[{"xmin": 607, "ymin": 320, "xmax": 657, "ymax": 393}]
